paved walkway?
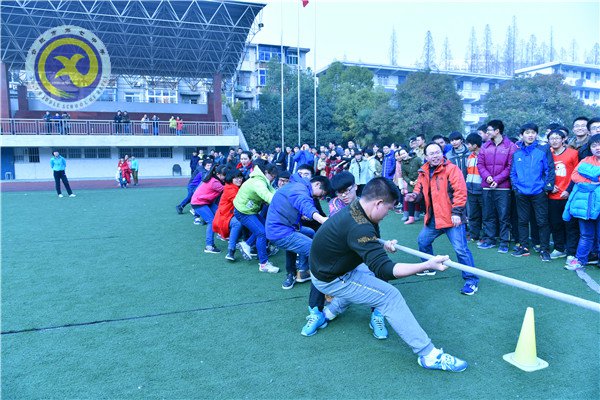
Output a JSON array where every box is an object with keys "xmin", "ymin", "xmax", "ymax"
[{"xmin": 1, "ymin": 177, "xmax": 189, "ymax": 192}]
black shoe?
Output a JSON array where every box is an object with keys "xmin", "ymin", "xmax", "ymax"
[
  {"xmin": 511, "ymin": 246, "xmax": 530, "ymax": 257},
  {"xmin": 540, "ymin": 250, "xmax": 551, "ymax": 262},
  {"xmin": 282, "ymin": 273, "xmax": 296, "ymax": 290},
  {"xmin": 587, "ymin": 253, "xmax": 599, "ymax": 265},
  {"xmin": 204, "ymin": 245, "xmax": 221, "ymax": 254},
  {"xmin": 225, "ymin": 250, "xmax": 235, "ymax": 261},
  {"xmin": 176, "ymin": 205, "xmax": 183, "ymax": 214}
]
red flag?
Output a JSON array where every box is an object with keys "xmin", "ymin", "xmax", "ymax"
[{"xmin": 302, "ymin": 0, "xmax": 309, "ymax": 7}]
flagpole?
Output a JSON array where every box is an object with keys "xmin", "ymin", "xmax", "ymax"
[
  {"xmin": 297, "ymin": 0, "xmax": 301, "ymax": 146},
  {"xmin": 280, "ymin": 0, "xmax": 285, "ymax": 149},
  {"xmin": 313, "ymin": 0, "xmax": 317, "ymax": 147}
]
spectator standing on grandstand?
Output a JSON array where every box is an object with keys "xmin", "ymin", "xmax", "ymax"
[
  {"xmin": 446, "ymin": 131, "xmax": 470, "ymax": 179},
  {"xmin": 176, "ymin": 116, "xmax": 184, "ymax": 135},
  {"xmin": 50, "ymin": 150, "xmax": 75, "ymax": 197},
  {"xmin": 169, "ymin": 116, "xmax": 177, "ymax": 135},
  {"xmin": 130, "ymin": 156, "xmax": 139, "ymax": 186},
  {"xmin": 122, "ymin": 111, "xmax": 131, "ymax": 135},
  {"xmin": 563, "ymin": 134, "xmax": 600, "ymax": 270},
  {"xmin": 191, "ymin": 165, "xmax": 227, "ymax": 254},
  {"xmin": 477, "ymin": 120, "xmax": 517, "ymax": 253},
  {"xmin": 548, "ymin": 129, "xmax": 579, "ymax": 260},
  {"xmin": 53, "ymin": 112, "xmax": 63, "ymax": 135},
  {"xmin": 61, "ymin": 112, "xmax": 70, "ymax": 134},
  {"xmin": 465, "ymin": 133, "xmax": 484, "ymax": 243},
  {"xmin": 406, "ymin": 143, "xmax": 479, "ymax": 295},
  {"xmin": 381, "ymin": 145, "xmax": 396, "ymax": 180},
  {"xmin": 190, "ymin": 151, "xmax": 200, "ymax": 175},
  {"xmin": 113, "ymin": 110, "xmax": 122, "ymax": 135},
  {"xmin": 349, "ymin": 150, "xmax": 368, "ymax": 196},
  {"xmin": 151, "ymin": 115, "xmax": 160, "ymax": 135},
  {"xmin": 141, "ymin": 114, "xmax": 149, "ymax": 135},
  {"xmin": 213, "ymin": 169, "xmax": 245, "ymax": 261},
  {"xmin": 510, "ymin": 123, "xmax": 555, "ymax": 261},
  {"xmin": 43, "ymin": 111, "xmax": 52, "ymax": 134}
]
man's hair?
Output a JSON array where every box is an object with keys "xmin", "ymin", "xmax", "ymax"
[
  {"xmin": 330, "ymin": 171, "xmax": 355, "ymax": 193},
  {"xmin": 487, "ymin": 119, "xmax": 504, "ymax": 134},
  {"xmin": 477, "ymin": 124, "xmax": 487, "ymax": 132},
  {"xmin": 520, "ymin": 123, "xmax": 539, "ymax": 134},
  {"xmin": 254, "ymin": 162, "xmax": 278, "ymax": 176},
  {"xmin": 225, "ymin": 168, "xmax": 244, "ymax": 183},
  {"xmin": 202, "ymin": 158, "xmax": 212, "ymax": 167},
  {"xmin": 573, "ymin": 116, "xmax": 589, "ymax": 125},
  {"xmin": 310, "ymin": 175, "xmax": 332, "ymax": 195},
  {"xmin": 546, "ymin": 123, "xmax": 561, "ymax": 131},
  {"xmin": 558, "ymin": 125, "xmax": 570, "ymax": 134},
  {"xmin": 296, "ymin": 164, "xmax": 314, "ymax": 174},
  {"xmin": 587, "ymin": 117, "xmax": 600, "ymax": 131},
  {"xmin": 547, "ymin": 129, "xmax": 566, "ymax": 140},
  {"xmin": 589, "ymin": 134, "xmax": 600, "ymax": 147},
  {"xmin": 364, "ymin": 149, "xmax": 374, "ymax": 157},
  {"xmin": 448, "ymin": 131, "xmax": 463, "ymax": 141},
  {"xmin": 361, "ymin": 177, "xmax": 401, "ymax": 205},
  {"xmin": 240, "ymin": 150, "xmax": 252, "ymax": 159},
  {"xmin": 415, "ymin": 134, "xmax": 426, "ymax": 141},
  {"xmin": 425, "ymin": 142, "xmax": 444, "ymax": 155},
  {"xmin": 431, "ymin": 134, "xmax": 444, "ymax": 142},
  {"xmin": 278, "ymin": 170, "xmax": 291, "ymax": 179},
  {"xmin": 465, "ymin": 133, "xmax": 482, "ymax": 147}
]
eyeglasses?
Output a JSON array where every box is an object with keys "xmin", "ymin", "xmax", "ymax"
[
  {"xmin": 337, "ymin": 185, "xmax": 356, "ymax": 196},
  {"xmin": 548, "ymin": 137, "xmax": 563, "ymax": 141},
  {"xmin": 427, "ymin": 151, "xmax": 443, "ymax": 156}
]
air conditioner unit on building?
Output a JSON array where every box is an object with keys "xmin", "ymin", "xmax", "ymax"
[{"xmin": 245, "ymin": 86, "xmax": 251, "ymax": 92}]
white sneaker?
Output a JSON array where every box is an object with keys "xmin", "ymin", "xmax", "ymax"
[
  {"xmin": 69, "ymin": 194, "xmax": 76, "ymax": 197},
  {"xmin": 58, "ymin": 194, "xmax": 64, "ymax": 198},
  {"xmin": 565, "ymin": 255, "xmax": 576, "ymax": 265},
  {"xmin": 416, "ymin": 269, "xmax": 436, "ymax": 276},
  {"xmin": 564, "ymin": 258, "xmax": 582, "ymax": 271},
  {"xmin": 236, "ymin": 241, "xmax": 252, "ymax": 260},
  {"xmin": 549, "ymin": 249, "xmax": 566, "ymax": 259},
  {"xmin": 258, "ymin": 261, "xmax": 279, "ymax": 273}
]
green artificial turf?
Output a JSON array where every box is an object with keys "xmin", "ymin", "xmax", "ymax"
[{"xmin": 2, "ymin": 188, "xmax": 599, "ymax": 399}]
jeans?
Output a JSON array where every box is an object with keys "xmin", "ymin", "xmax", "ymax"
[
  {"xmin": 515, "ymin": 192, "xmax": 550, "ymax": 251},
  {"xmin": 53, "ymin": 170, "xmax": 73, "ymax": 195},
  {"xmin": 549, "ymin": 199, "xmax": 579, "ymax": 255},
  {"xmin": 195, "ymin": 203, "xmax": 218, "ymax": 246},
  {"xmin": 272, "ymin": 227, "xmax": 314, "ymax": 274},
  {"xmin": 417, "ymin": 221, "xmax": 479, "ymax": 285},
  {"xmin": 467, "ymin": 193, "xmax": 483, "ymax": 240},
  {"xmin": 228, "ymin": 217, "xmax": 243, "ymax": 252},
  {"xmin": 178, "ymin": 184, "xmax": 198, "ymax": 209},
  {"xmin": 234, "ymin": 209, "xmax": 268, "ymax": 263},
  {"xmin": 482, "ymin": 189, "xmax": 511, "ymax": 245},
  {"xmin": 312, "ymin": 263, "xmax": 434, "ymax": 356},
  {"xmin": 576, "ymin": 218, "xmax": 600, "ymax": 265}
]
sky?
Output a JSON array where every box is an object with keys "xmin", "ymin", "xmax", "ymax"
[{"xmin": 247, "ymin": 0, "xmax": 600, "ymax": 72}]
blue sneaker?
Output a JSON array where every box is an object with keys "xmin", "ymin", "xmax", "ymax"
[
  {"xmin": 497, "ymin": 244, "xmax": 509, "ymax": 253},
  {"xmin": 477, "ymin": 241, "xmax": 495, "ymax": 249},
  {"xmin": 369, "ymin": 310, "xmax": 388, "ymax": 339},
  {"xmin": 460, "ymin": 283, "xmax": 478, "ymax": 296},
  {"xmin": 301, "ymin": 307, "xmax": 328, "ymax": 337},
  {"xmin": 418, "ymin": 348, "xmax": 468, "ymax": 372}
]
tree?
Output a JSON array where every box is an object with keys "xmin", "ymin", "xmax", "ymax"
[
  {"xmin": 570, "ymin": 39, "xmax": 578, "ymax": 62},
  {"xmin": 484, "ymin": 74, "xmax": 596, "ymax": 136},
  {"xmin": 440, "ymin": 36, "xmax": 453, "ymax": 70},
  {"xmin": 419, "ymin": 31, "xmax": 436, "ymax": 70},
  {"xmin": 502, "ymin": 24, "xmax": 515, "ymax": 75},
  {"xmin": 392, "ymin": 71, "xmax": 463, "ymax": 142},
  {"xmin": 586, "ymin": 43, "xmax": 600, "ymax": 64},
  {"xmin": 482, "ymin": 25, "xmax": 493, "ymax": 74},
  {"xmin": 389, "ymin": 27, "xmax": 398, "ymax": 66},
  {"xmin": 466, "ymin": 27, "xmax": 479, "ymax": 72}
]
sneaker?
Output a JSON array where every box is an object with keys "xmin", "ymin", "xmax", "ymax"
[
  {"xmin": 58, "ymin": 194, "xmax": 64, "ymax": 198},
  {"xmin": 296, "ymin": 269, "xmax": 311, "ymax": 283},
  {"xmin": 540, "ymin": 250, "xmax": 551, "ymax": 262},
  {"xmin": 69, "ymin": 194, "xmax": 76, "ymax": 197},
  {"xmin": 249, "ymin": 247, "xmax": 258, "ymax": 257},
  {"xmin": 258, "ymin": 261, "xmax": 279, "ymax": 273},
  {"xmin": 418, "ymin": 348, "xmax": 468, "ymax": 372},
  {"xmin": 189, "ymin": 208, "xmax": 195, "ymax": 215},
  {"xmin": 267, "ymin": 244, "xmax": 279, "ymax": 257},
  {"xmin": 564, "ymin": 258, "xmax": 583, "ymax": 271},
  {"xmin": 176, "ymin": 205, "xmax": 184, "ymax": 214},
  {"xmin": 236, "ymin": 241, "xmax": 252, "ymax": 260},
  {"xmin": 550, "ymin": 249, "xmax": 567, "ymax": 259},
  {"xmin": 532, "ymin": 245, "xmax": 541, "ymax": 253},
  {"xmin": 204, "ymin": 245, "xmax": 221, "ymax": 254},
  {"xmin": 193, "ymin": 217, "xmax": 202, "ymax": 225},
  {"xmin": 565, "ymin": 255, "xmax": 576, "ymax": 265},
  {"xmin": 476, "ymin": 239, "xmax": 484, "ymax": 246},
  {"xmin": 460, "ymin": 283, "xmax": 478, "ymax": 296},
  {"xmin": 511, "ymin": 246, "xmax": 530, "ymax": 257},
  {"xmin": 497, "ymin": 244, "xmax": 509, "ymax": 253},
  {"xmin": 225, "ymin": 250, "xmax": 235, "ymax": 261},
  {"xmin": 300, "ymin": 307, "xmax": 328, "ymax": 337},
  {"xmin": 416, "ymin": 270, "xmax": 437, "ymax": 276},
  {"xmin": 282, "ymin": 273, "xmax": 296, "ymax": 290},
  {"xmin": 587, "ymin": 253, "xmax": 599, "ymax": 265},
  {"xmin": 216, "ymin": 234, "xmax": 227, "ymax": 242},
  {"xmin": 477, "ymin": 241, "xmax": 496, "ymax": 249},
  {"xmin": 369, "ymin": 310, "xmax": 388, "ymax": 339}
]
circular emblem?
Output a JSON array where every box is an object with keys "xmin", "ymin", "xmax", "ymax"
[{"xmin": 26, "ymin": 25, "xmax": 111, "ymax": 110}]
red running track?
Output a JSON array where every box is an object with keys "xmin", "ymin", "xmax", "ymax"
[{"xmin": 1, "ymin": 177, "xmax": 189, "ymax": 192}]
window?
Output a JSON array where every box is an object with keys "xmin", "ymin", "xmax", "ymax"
[
  {"xmin": 68, "ymin": 148, "xmax": 82, "ymax": 159},
  {"xmin": 160, "ymin": 147, "xmax": 172, "ymax": 158},
  {"xmin": 456, "ymin": 81, "xmax": 464, "ymax": 90},
  {"xmin": 147, "ymin": 148, "xmax": 159, "ymax": 158},
  {"xmin": 286, "ymin": 53, "xmax": 298, "ymax": 65},
  {"xmin": 184, "ymin": 147, "xmax": 197, "ymax": 160},
  {"xmin": 584, "ymin": 90, "xmax": 590, "ymax": 99},
  {"xmin": 377, "ymin": 75, "xmax": 389, "ymax": 86},
  {"xmin": 147, "ymin": 88, "xmax": 177, "ymax": 104},
  {"xmin": 119, "ymin": 148, "xmax": 132, "ymax": 158},
  {"xmin": 585, "ymin": 71, "xmax": 591, "ymax": 80},
  {"xmin": 84, "ymin": 148, "xmax": 97, "ymax": 158},
  {"xmin": 98, "ymin": 148, "xmax": 111, "ymax": 159},
  {"xmin": 471, "ymin": 82, "xmax": 481, "ymax": 91},
  {"xmin": 98, "ymin": 88, "xmax": 117, "ymax": 102},
  {"xmin": 132, "ymin": 148, "xmax": 145, "ymax": 158},
  {"xmin": 124, "ymin": 91, "xmax": 144, "ymax": 103},
  {"xmin": 258, "ymin": 69, "xmax": 267, "ymax": 86},
  {"xmin": 14, "ymin": 147, "xmax": 40, "ymax": 163}
]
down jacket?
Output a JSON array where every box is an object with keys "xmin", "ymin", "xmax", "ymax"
[
  {"xmin": 477, "ymin": 136, "xmax": 517, "ymax": 189},
  {"xmin": 563, "ymin": 157, "xmax": 600, "ymax": 221},
  {"xmin": 212, "ymin": 183, "xmax": 240, "ymax": 239},
  {"xmin": 412, "ymin": 160, "xmax": 467, "ymax": 229}
]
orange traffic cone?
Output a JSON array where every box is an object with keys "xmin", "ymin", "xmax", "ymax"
[{"xmin": 503, "ymin": 307, "xmax": 549, "ymax": 371}]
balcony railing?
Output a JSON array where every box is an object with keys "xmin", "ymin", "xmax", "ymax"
[{"xmin": 0, "ymin": 119, "xmax": 238, "ymax": 136}]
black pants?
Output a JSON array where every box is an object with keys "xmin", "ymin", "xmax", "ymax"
[
  {"xmin": 482, "ymin": 189, "xmax": 511, "ymax": 245},
  {"xmin": 515, "ymin": 192, "xmax": 550, "ymax": 251},
  {"xmin": 548, "ymin": 198, "xmax": 579, "ymax": 255},
  {"xmin": 53, "ymin": 170, "xmax": 72, "ymax": 195},
  {"xmin": 467, "ymin": 193, "xmax": 483, "ymax": 240}
]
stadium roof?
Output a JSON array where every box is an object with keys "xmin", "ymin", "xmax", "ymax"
[{"xmin": 0, "ymin": 0, "xmax": 266, "ymax": 79}]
